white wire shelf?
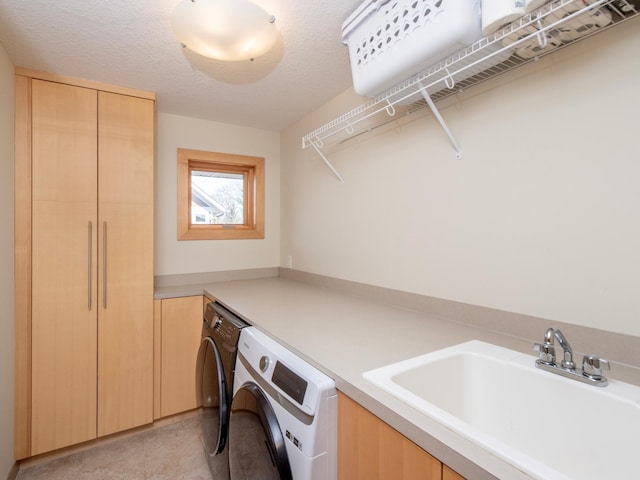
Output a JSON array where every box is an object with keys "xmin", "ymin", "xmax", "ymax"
[{"xmin": 302, "ymin": 0, "xmax": 639, "ymax": 182}]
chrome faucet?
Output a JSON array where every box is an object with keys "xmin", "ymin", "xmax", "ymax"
[
  {"xmin": 533, "ymin": 328, "xmax": 610, "ymax": 386},
  {"xmin": 554, "ymin": 329, "xmax": 575, "ymax": 370}
]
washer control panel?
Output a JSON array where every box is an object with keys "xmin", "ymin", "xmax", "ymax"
[
  {"xmin": 204, "ymin": 301, "xmax": 248, "ymax": 344},
  {"xmin": 238, "ymin": 327, "xmax": 335, "ymax": 417},
  {"xmin": 272, "ymin": 360, "xmax": 308, "ymax": 405}
]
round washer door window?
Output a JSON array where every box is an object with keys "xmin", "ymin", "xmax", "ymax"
[
  {"xmin": 228, "ymin": 382, "xmax": 292, "ymax": 480},
  {"xmin": 196, "ymin": 336, "xmax": 227, "ymax": 456}
]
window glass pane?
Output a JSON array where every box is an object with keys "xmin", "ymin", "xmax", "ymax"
[{"xmin": 191, "ymin": 170, "xmax": 244, "ymax": 225}]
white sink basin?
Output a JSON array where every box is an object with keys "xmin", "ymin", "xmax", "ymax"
[{"xmin": 363, "ymin": 340, "xmax": 640, "ymax": 480}]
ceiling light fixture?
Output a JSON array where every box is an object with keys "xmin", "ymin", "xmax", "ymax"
[{"xmin": 171, "ymin": 0, "xmax": 277, "ymax": 61}]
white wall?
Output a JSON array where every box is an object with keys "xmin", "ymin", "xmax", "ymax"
[
  {"xmin": 0, "ymin": 42, "xmax": 15, "ymax": 476},
  {"xmin": 155, "ymin": 112, "xmax": 280, "ymax": 276},
  {"xmin": 281, "ymin": 19, "xmax": 640, "ymax": 337}
]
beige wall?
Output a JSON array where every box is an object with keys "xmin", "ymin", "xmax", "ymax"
[
  {"xmin": 281, "ymin": 19, "xmax": 640, "ymax": 337},
  {"xmin": 0, "ymin": 43, "xmax": 15, "ymax": 475},
  {"xmin": 154, "ymin": 112, "xmax": 281, "ymax": 276}
]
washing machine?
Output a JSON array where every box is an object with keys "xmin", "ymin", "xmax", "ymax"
[
  {"xmin": 228, "ymin": 327, "xmax": 337, "ymax": 480},
  {"xmin": 196, "ymin": 301, "xmax": 250, "ymax": 479}
]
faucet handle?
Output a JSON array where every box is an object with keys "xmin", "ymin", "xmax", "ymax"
[
  {"xmin": 534, "ymin": 342, "xmax": 556, "ymax": 365},
  {"xmin": 543, "ymin": 327, "xmax": 555, "ymax": 345},
  {"xmin": 582, "ymin": 355, "xmax": 610, "ymax": 380}
]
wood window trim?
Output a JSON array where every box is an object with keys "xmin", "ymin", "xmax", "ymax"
[{"xmin": 177, "ymin": 148, "xmax": 265, "ymax": 240}]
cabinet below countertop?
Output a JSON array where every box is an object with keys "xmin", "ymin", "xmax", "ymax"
[
  {"xmin": 153, "ymin": 296, "xmax": 204, "ymax": 419},
  {"xmin": 338, "ymin": 392, "xmax": 463, "ymax": 480}
]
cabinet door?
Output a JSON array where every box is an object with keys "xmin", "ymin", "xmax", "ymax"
[
  {"xmin": 443, "ymin": 466, "xmax": 465, "ymax": 480},
  {"xmin": 31, "ymin": 79, "xmax": 98, "ymax": 455},
  {"xmin": 160, "ymin": 296, "xmax": 204, "ymax": 417},
  {"xmin": 338, "ymin": 392, "xmax": 442, "ymax": 480},
  {"xmin": 97, "ymin": 91, "xmax": 154, "ymax": 436}
]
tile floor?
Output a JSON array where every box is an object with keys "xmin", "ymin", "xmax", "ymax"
[{"xmin": 16, "ymin": 417, "xmax": 211, "ymax": 480}]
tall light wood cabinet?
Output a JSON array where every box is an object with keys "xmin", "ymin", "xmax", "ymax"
[
  {"xmin": 30, "ymin": 77, "xmax": 99, "ymax": 456},
  {"xmin": 96, "ymin": 89, "xmax": 154, "ymax": 438},
  {"xmin": 15, "ymin": 69, "xmax": 155, "ymax": 458}
]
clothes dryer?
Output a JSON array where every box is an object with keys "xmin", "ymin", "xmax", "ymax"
[{"xmin": 196, "ymin": 301, "xmax": 249, "ymax": 479}]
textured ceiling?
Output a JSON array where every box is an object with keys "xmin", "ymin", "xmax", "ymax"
[{"xmin": 0, "ymin": 0, "xmax": 363, "ymax": 131}]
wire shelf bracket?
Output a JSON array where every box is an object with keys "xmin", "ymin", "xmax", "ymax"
[
  {"xmin": 418, "ymin": 84, "xmax": 462, "ymax": 160},
  {"xmin": 309, "ymin": 139, "xmax": 344, "ymax": 183}
]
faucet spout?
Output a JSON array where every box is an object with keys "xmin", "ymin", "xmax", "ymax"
[{"xmin": 554, "ymin": 329, "xmax": 575, "ymax": 370}]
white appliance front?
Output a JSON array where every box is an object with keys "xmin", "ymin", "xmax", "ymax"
[{"xmin": 230, "ymin": 327, "xmax": 337, "ymax": 480}]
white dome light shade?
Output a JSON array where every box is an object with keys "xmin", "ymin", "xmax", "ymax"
[{"xmin": 172, "ymin": 0, "xmax": 277, "ymax": 61}]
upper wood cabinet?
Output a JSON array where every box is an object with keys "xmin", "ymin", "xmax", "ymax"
[{"xmin": 14, "ymin": 70, "xmax": 155, "ymax": 458}]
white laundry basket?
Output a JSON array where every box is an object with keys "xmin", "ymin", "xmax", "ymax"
[{"xmin": 342, "ymin": 0, "xmax": 483, "ymax": 98}]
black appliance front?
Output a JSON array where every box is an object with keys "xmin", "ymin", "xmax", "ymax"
[
  {"xmin": 196, "ymin": 335, "xmax": 226, "ymax": 455},
  {"xmin": 228, "ymin": 382, "xmax": 292, "ymax": 480},
  {"xmin": 196, "ymin": 301, "xmax": 248, "ymax": 479}
]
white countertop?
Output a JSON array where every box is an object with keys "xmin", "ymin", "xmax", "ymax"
[{"xmin": 158, "ymin": 276, "xmax": 640, "ymax": 480}]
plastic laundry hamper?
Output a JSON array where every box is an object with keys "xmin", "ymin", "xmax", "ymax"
[{"xmin": 342, "ymin": 0, "xmax": 483, "ymax": 98}]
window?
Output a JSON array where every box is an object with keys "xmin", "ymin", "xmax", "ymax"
[{"xmin": 177, "ymin": 148, "xmax": 265, "ymax": 240}]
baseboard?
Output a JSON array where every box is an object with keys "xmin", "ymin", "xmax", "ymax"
[
  {"xmin": 154, "ymin": 267, "xmax": 278, "ymax": 288},
  {"xmin": 4, "ymin": 462, "xmax": 19, "ymax": 480}
]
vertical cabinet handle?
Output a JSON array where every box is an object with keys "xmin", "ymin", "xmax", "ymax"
[
  {"xmin": 88, "ymin": 221, "xmax": 92, "ymax": 310},
  {"xmin": 103, "ymin": 221, "xmax": 107, "ymax": 309}
]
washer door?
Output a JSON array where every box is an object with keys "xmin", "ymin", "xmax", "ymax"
[
  {"xmin": 229, "ymin": 382, "xmax": 292, "ymax": 480},
  {"xmin": 196, "ymin": 336, "xmax": 227, "ymax": 456}
]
